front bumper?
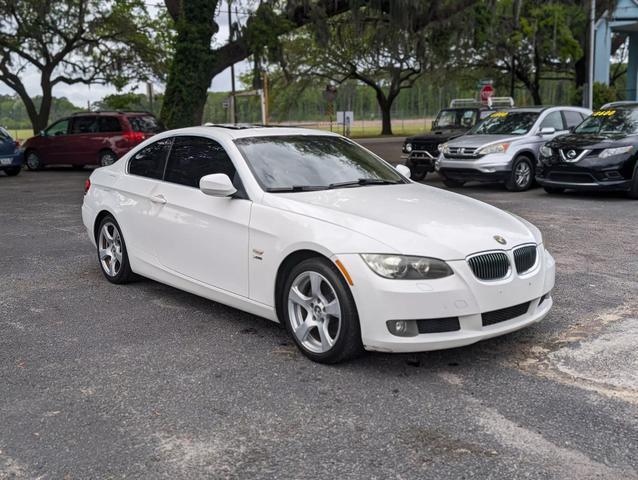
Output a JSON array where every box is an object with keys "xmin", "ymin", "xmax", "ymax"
[
  {"xmin": 402, "ymin": 151, "xmax": 437, "ymax": 172},
  {"xmin": 0, "ymin": 151, "xmax": 23, "ymax": 169},
  {"xmin": 335, "ymin": 247, "xmax": 555, "ymax": 353},
  {"xmin": 437, "ymin": 153, "xmax": 513, "ymax": 182}
]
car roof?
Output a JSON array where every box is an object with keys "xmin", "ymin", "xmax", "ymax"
[
  {"xmin": 155, "ymin": 125, "xmax": 341, "ymax": 141},
  {"xmin": 71, "ymin": 111, "xmax": 155, "ymax": 117}
]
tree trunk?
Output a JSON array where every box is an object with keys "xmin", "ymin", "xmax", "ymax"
[{"xmin": 161, "ymin": 0, "xmax": 218, "ymax": 129}]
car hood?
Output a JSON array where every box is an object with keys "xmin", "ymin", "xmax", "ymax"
[
  {"xmin": 406, "ymin": 128, "xmax": 467, "ymax": 143},
  {"xmin": 263, "ymin": 183, "xmax": 540, "ymax": 260},
  {"xmin": 547, "ymin": 133, "xmax": 636, "ymax": 149},
  {"xmin": 448, "ymin": 134, "xmax": 522, "ymax": 147}
]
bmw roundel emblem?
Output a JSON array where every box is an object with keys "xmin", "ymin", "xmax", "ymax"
[
  {"xmin": 494, "ymin": 235, "xmax": 507, "ymax": 245},
  {"xmin": 566, "ymin": 149, "xmax": 578, "ymax": 159}
]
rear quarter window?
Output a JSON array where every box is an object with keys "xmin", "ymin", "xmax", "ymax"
[{"xmin": 127, "ymin": 115, "xmax": 163, "ymax": 133}]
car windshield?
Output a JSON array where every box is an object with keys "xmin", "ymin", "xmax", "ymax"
[
  {"xmin": 234, "ymin": 135, "xmax": 406, "ymax": 192},
  {"xmin": 574, "ymin": 109, "xmax": 638, "ymax": 135},
  {"xmin": 0, "ymin": 127, "xmax": 11, "ymax": 141},
  {"xmin": 434, "ymin": 109, "xmax": 477, "ymax": 129},
  {"xmin": 469, "ymin": 111, "xmax": 539, "ymax": 135}
]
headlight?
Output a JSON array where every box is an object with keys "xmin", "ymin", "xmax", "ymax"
[
  {"xmin": 439, "ymin": 143, "xmax": 449, "ymax": 154},
  {"xmin": 404, "ymin": 143, "xmax": 412, "ymax": 153},
  {"xmin": 599, "ymin": 146, "xmax": 633, "ymax": 158},
  {"xmin": 361, "ymin": 254, "xmax": 453, "ymax": 279},
  {"xmin": 539, "ymin": 145, "xmax": 552, "ymax": 157},
  {"xmin": 477, "ymin": 143, "xmax": 509, "ymax": 155}
]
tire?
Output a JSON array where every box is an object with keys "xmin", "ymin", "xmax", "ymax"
[
  {"xmin": 96, "ymin": 215, "xmax": 135, "ymax": 284},
  {"xmin": 543, "ymin": 186, "xmax": 565, "ymax": 194},
  {"xmin": 407, "ymin": 161, "xmax": 428, "ymax": 181},
  {"xmin": 506, "ymin": 156, "xmax": 535, "ymax": 191},
  {"xmin": 282, "ymin": 257, "xmax": 363, "ymax": 364},
  {"xmin": 442, "ymin": 178, "xmax": 465, "ymax": 188},
  {"xmin": 629, "ymin": 163, "xmax": 638, "ymax": 199},
  {"xmin": 25, "ymin": 151, "xmax": 43, "ymax": 171},
  {"xmin": 99, "ymin": 150, "xmax": 117, "ymax": 167},
  {"xmin": 4, "ymin": 166, "xmax": 21, "ymax": 176}
]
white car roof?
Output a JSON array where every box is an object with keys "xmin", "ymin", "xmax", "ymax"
[{"xmin": 156, "ymin": 125, "xmax": 341, "ymax": 142}]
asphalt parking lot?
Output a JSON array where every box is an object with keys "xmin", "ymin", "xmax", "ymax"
[{"xmin": 1, "ymin": 147, "xmax": 638, "ymax": 478}]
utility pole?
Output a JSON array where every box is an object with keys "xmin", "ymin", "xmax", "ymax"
[
  {"xmin": 510, "ymin": 0, "xmax": 522, "ymax": 98},
  {"xmin": 228, "ymin": 0, "xmax": 237, "ymax": 124},
  {"xmin": 587, "ymin": 0, "xmax": 595, "ymax": 109}
]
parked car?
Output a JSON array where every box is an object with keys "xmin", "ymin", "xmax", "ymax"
[
  {"xmin": 22, "ymin": 111, "xmax": 164, "ymax": 170},
  {"xmin": 0, "ymin": 127, "xmax": 23, "ymax": 176},
  {"xmin": 537, "ymin": 104, "xmax": 638, "ymax": 198},
  {"xmin": 402, "ymin": 97, "xmax": 515, "ymax": 181},
  {"xmin": 82, "ymin": 125, "xmax": 555, "ymax": 364},
  {"xmin": 436, "ymin": 106, "xmax": 591, "ymax": 191}
]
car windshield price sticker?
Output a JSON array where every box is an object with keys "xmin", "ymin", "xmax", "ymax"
[
  {"xmin": 592, "ymin": 110, "xmax": 616, "ymax": 117},
  {"xmin": 490, "ymin": 111, "xmax": 508, "ymax": 118}
]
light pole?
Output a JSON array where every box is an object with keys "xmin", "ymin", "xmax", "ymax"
[{"xmin": 587, "ymin": 0, "xmax": 595, "ymax": 109}]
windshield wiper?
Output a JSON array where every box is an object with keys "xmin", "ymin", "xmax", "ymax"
[
  {"xmin": 265, "ymin": 185, "xmax": 327, "ymax": 192},
  {"xmin": 328, "ymin": 178, "xmax": 401, "ymax": 189}
]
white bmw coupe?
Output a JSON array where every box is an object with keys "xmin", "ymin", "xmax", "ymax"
[{"xmin": 82, "ymin": 125, "xmax": 555, "ymax": 363}]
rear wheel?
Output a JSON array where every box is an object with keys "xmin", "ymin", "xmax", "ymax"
[
  {"xmin": 25, "ymin": 151, "xmax": 43, "ymax": 171},
  {"xmin": 543, "ymin": 186, "xmax": 565, "ymax": 194},
  {"xmin": 442, "ymin": 178, "xmax": 465, "ymax": 188},
  {"xmin": 282, "ymin": 257, "xmax": 363, "ymax": 364},
  {"xmin": 4, "ymin": 166, "xmax": 21, "ymax": 176},
  {"xmin": 506, "ymin": 156, "xmax": 534, "ymax": 191},
  {"xmin": 97, "ymin": 215, "xmax": 134, "ymax": 284},
  {"xmin": 99, "ymin": 150, "xmax": 117, "ymax": 167}
]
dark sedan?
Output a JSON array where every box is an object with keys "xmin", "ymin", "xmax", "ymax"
[{"xmin": 0, "ymin": 127, "xmax": 23, "ymax": 176}]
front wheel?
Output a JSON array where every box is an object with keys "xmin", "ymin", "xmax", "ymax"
[
  {"xmin": 506, "ymin": 156, "xmax": 535, "ymax": 191},
  {"xmin": 628, "ymin": 163, "xmax": 638, "ymax": 199},
  {"xmin": 408, "ymin": 161, "xmax": 428, "ymax": 181},
  {"xmin": 282, "ymin": 258, "xmax": 363, "ymax": 364},
  {"xmin": 25, "ymin": 151, "xmax": 43, "ymax": 171},
  {"xmin": 97, "ymin": 215, "xmax": 134, "ymax": 284},
  {"xmin": 4, "ymin": 167, "xmax": 21, "ymax": 176}
]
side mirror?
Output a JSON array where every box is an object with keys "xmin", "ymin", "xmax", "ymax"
[
  {"xmin": 396, "ymin": 164, "xmax": 411, "ymax": 179},
  {"xmin": 539, "ymin": 127, "xmax": 556, "ymax": 136},
  {"xmin": 568, "ymin": 126, "xmax": 575, "ymax": 133},
  {"xmin": 199, "ymin": 173, "xmax": 237, "ymax": 197}
]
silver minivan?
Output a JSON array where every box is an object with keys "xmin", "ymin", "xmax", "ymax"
[{"xmin": 435, "ymin": 106, "xmax": 591, "ymax": 191}]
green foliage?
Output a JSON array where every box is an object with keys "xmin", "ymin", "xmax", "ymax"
[
  {"xmin": 573, "ymin": 82, "xmax": 618, "ymax": 110},
  {"xmin": 0, "ymin": 94, "xmax": 80, "ymax": 129},
  {"xmin": 94, "ymin": 92, "xmax": 163, "ymax": 115}
]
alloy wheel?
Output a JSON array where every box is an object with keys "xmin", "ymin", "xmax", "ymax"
[
  {"xmin": 100, "ymin": 152, "xmax": 117, "ymax": 167},
  {"xmin": 98, "ymin": 222, "xmax": 123, "ymax": 277},
  {"xmin": 287, "ymin": 271, "xmax": 342, "ymax": 353},
  {"xmin": 26, "ymin": 153, "xmax": 41, "ymax": 170},
  {"xmin": 515, "ymin": 161, "xmax": 531, "ymax": 187}
]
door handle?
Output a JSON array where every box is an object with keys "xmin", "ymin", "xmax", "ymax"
[{"xmin": 150, "ymin": 194, "xmax": 167, "ymax": 205}]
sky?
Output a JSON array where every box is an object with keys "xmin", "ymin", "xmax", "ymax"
[{"xmin": 0, "ymin": 1, "xmax": 252, "ymax": 107}]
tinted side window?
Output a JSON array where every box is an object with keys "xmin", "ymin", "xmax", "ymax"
[
  {"xmin": 563, "ymin": 111, "xmax": 584, "ymax": 129},
  {"xmin": 99, "ymin": 116, "xmax": 122, "ymax": 133},
  {"xmin": 539, "ymin": 111, "xmax": 565, "ymax": 130},
  {"xmin": 70, "ymin": 116, "xmax": 98, "ymax": 134},
  {"xmin": 128, "ymin": 138, "xmax": 172, "ymax": 179},
  {"xmin": 164, "ymin": 136, "xmax": 236, "ymax": 188}
]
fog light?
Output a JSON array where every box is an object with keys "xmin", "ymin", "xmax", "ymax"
[{"xmin": 387, "ymin": 320, "xmax": 418, "ymax": 337}]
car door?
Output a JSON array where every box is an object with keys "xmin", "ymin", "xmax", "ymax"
[
  {"xmin": 37, "ymin": 118, "xmax": 71, "ymax": 164},
  {"xmin": 116, "ymin": 138, "xmax": 173, "ymax": 267},
  {"xmin": 68, "ymin": 115, "xmax": 99, "ymax": 165},
  {"xmin": 151, "ymin": 135, "xmax": 251, "ymax": 297}
]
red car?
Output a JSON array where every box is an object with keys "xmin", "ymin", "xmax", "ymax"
[{"xmin": 22, "ymin": 111, "xmax": 164, "ymax": 170}]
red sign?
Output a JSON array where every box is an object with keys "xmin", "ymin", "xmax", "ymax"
[{"xmin": 480, "ymin": 84, "xmax": 494, "ymax": 103}]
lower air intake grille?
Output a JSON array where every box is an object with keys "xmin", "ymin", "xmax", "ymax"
[
  {"xmin": 467, "ymin": 252, "xmax": 510, "ymax": 280},
  {"xmin": 482, "ymin": 302, "xmax": 530, "ymax": 326},
  {"xmin": 513, "ymin": 245, "xmax": 537, "ymax": 274},
  {"xmin": 416, "ymin": 317, "xmax": 461, "ymax": 334}
]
